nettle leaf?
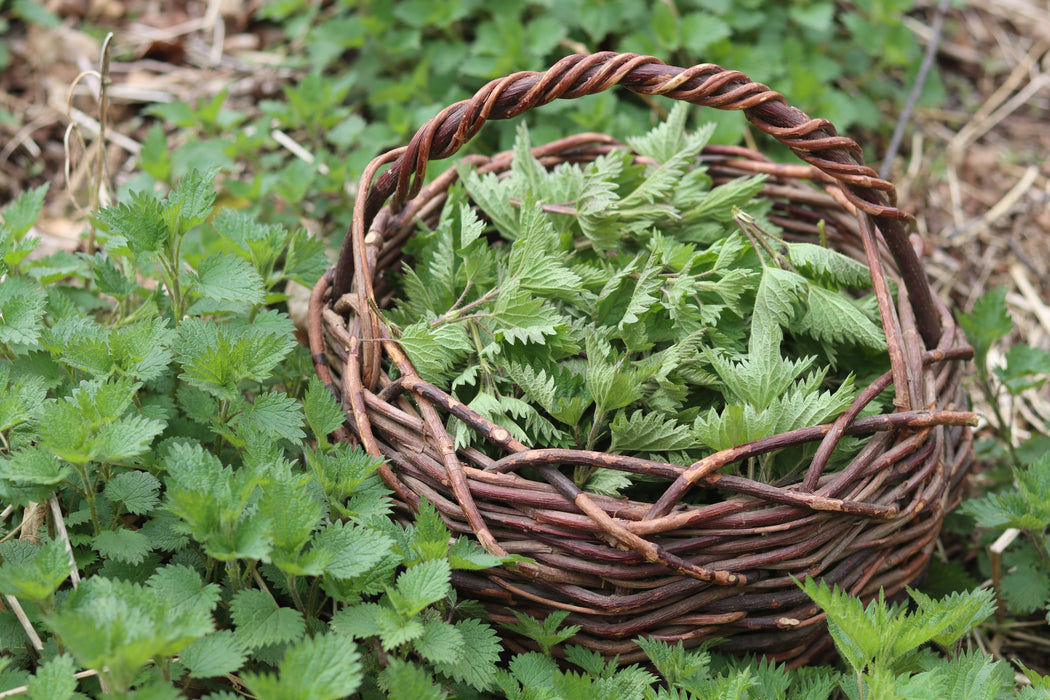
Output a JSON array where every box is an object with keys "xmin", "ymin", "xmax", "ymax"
[
  {"xmin": 798, "ymin": 285, "xmax": 887, "ymax": 352},
  {"xmin": 37, "ymin": 378, "xmax": 164, "ymax": 465},
  {"xmin": 0, "ymin": 365, "xmax": 46, "ymax": 432},
  {"xmin": 104, "ymin": 470, "xmax": 162, "ymax": 515},
  {"xmin": 0, "ymin": 537, "xmax": 71, "ymax": 601},
  {"xmin": 956, "ymin": 286, "xmax": 1012, "ymax": 372},
  {"xmin": 448, "ymin": 537, "xmax": 506, "ymax": 570},
  {"xmin": 461, "ymin": 165, "xmax": 519, "ymax": 241},
  {"xmin": 180, "ymin": 630, "xmax": 248, "ymax": 679},
  {"xmin": 314, "ymin": 520, "xmax": 394, "ymax": 580},
  {"xmin": 687, "ymin": 175, "xmax": 768, "ymax": 223},
  {"xmin": 415, "ymin": 619, "xmax": 465, "ymax": 665},
  {"xmin": 110, "ymin": 316, "xmax": 176, "ymax": 381},
  {"xmin": 377, "ymin": 659, "xmax": 444, "ymax": 700},
  {"xmin": 260, "ymin": 474, "xmax": 323, "ymax": 566},
  {"xmin": 751, "ymin": 265, "xmax": 807, "ymax": 351},
  {"xmin": 46, "ymin": 576, "xmax": 213, "ymax": 693},
  {"xmin": 189, "ymin": 252, "xmax": 265, "ymax": 306},
  {"xmin": 303, "ymin": 376, "xmax": 346, "ymax": 442},
  {"xmin": 93, "ymin": 528, "xmax": 152, "ymax": 565},
  {"xmin": 375, "ymin": 605, "xmax": 425, "ymax": 650},
  {"xmin": 0, "ymin": 446, "xmax": 71, "ymax": 485},
  {"xmin": 147, "ymin": 564, "xmax": 221, "ymax": 623},
  {"xmin": 388, "ymin": 559, "xmax": 451, "ymax": 619},
  {"xmin": 503, "ymin": 610, "xmax": 581, "ymax": 656},
  {"xmin": 230, "ymin": 588, "xmax": 306, "ymax": 649},
  {"xmin": 242, "ymin": 633, "xmax": 363, "ymax": 700},
  {"xmin": 787, "ymin": 242, "xmax": 872, "ymax": 290},
  {"xmin": 609, "ymin": 409, "xmax": 695, "ymax": 453},
  {"xmin": 995, "ymin": 343, "xmax": 1050, "ymax": 394},
  {"xmin": 233, "ymin": 390, "xmax": 306, "ymax": 444},
  {"xmin": 1, "ymin": 183, "xmax": 48, "ymax": 242},
  {"xmin": 490, "ymin": 283, "xmax": 565, "ymax": 346},
  {"xmin": 0, "ymin": 275, "xmax": 47, "ymax": 347},
  {"xmin": 398, "ymin": 321, "xmax": 473, "ymax": 385},
  {"xmin": 168, "ymin": 166, "xmax": 220, "ymax": 233},
  {"xmin": 432, "ymin": 617, "xmax": 501, "ymax": 690},
  {"xmin": 176, "ymin": 316, "xmax": 296, "ymax": 401},
  {"xmin": 24, "ymin": 652, "xmax": 77, "ymax": 700},
  {"xmin": 93, "ymin": 190, "xmax": 170, "ymax": 257}
]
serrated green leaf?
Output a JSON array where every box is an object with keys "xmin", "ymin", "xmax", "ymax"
[
  {"xmin": 230, "ymin": 589, "xmax": 305, "ymax": 649},
  {"xmin": 147, "ymin": 564, "xmax": 221, "ymax": 623},
  {"xmin": 234, "ymin": 390, "xmax": 306, "ymax": 444},
  {"xmin": 376, "ymin": 605, "xmax": 425, "ymax": 649},
  {"xmin": 0, "ymin": 446, "xmax": 71, "ymax": 485},
  {"xmin": 25, "ymin": 652, "xmax": 77, "ymax": 700},
  {"xmin": 110, "ymin": 316, "xmax": 175, "ymax": 381},
  {"xmin": 609, "ymin": 409, "xmax": 695, "ymax": 453},
  {"xmin": 448, "ymin": 536, "xmax": 505, "ymax": 570},
  {"xmin": 0, "ymin": 365, "xmax": 46, "ymax": 432},
  {"xmin": 313, "ymin": 520, "xmax": 394, "ymax": 579},
  {"xmin": 995, "ymin": 343, "xmax": 1050, "ymax": 394},
  {"xmin": 0, "ymin": 275, "xmax": 47, "ymax": 347},
  {"xmin": 502, "ymin": 610, "xmax": 580, "ymax": 656},
  {"xmin": 242, "ymin": 633, "xmax": 362, "ymax": 700},
  {"xmin": 956, "ymin": 287, "xmax": 1012, "ymax": 373},
  {"xmin": 260, "ymin": 475, "xmax": 323, "ymax": 564},
  {"xmin": 1, "ymin": 183, "xmax": 48, "ymax": 240},
  {"xmin": 0, "ymin": 537, "xmax": 70, "ymax": 601},
  {"xmin": 96, "ymin": 413, "xmax": 167, "ymax": 462},
  {"xmin": 93, "ymin": 528, "xmax": 152, "ymax": 565},
  {"xmin": 390, "ymin": 559, "xmax": 451, "ymax": 619},
  {"xmin": 491, "ymin": 284, "xmax": 564, "ymax": 346},
  {"xmin": 176, "ymin": 317, "xmax": 296, "ymax": 400},
  {"xmin": 104, "ymin": 470, "xmax": 162, "ymax": 515},
  {"xmin": 429, "ymin": 617, "xmax": 501, "ymax": 690},
  {"xmin": 190, "ymin": 252, "xmax": 265, "ymax": 305},
  {"xmin": 168, "ymin": 167, "xmax": 219, "ymax": 232},
  {"xmin": 377, "ymin": 659, "xmax": 445, "ymax": 700},
  {"xmin": 798, "ymin": 285, "xmax": 887, "ymax": 351},
  {"xmin": 398, "ymin": 320, "xmax": 473, "ymax": 385},
  {"xmin": 787, "ymin": 242, "xmax": 872, "ymax": 290},
  {"xmin": 180, "ymin": 630, "xmax": 248, "ymax": 679},
  {"xmin": 303, "ymin": 376, "xmax": 346, "ymax": 442},
  {"xmin": 93, "ymin": 190, "xmax": 169, "ymax": 257},
  {"xmin": 330, "ymin": 602, "xmax": 382, "ymax": 639},
  {"xmin": 414, "ymin": 619, "xmax": 465, "ymax": 665}
]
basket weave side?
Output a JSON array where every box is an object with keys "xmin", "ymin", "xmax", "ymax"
[{"xmin": 309, "ymin": 54, "xmax": 977, "ymax": 665}]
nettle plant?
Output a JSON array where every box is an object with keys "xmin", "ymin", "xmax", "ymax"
[
  {"xmin": 385, "ymin": 108, "xmax": 891, "ymax": 495},
  {"xmin": 0, "ymin": 140, "xmax": 1046, "ymax": 700},
  {"xmin": 0, "ymin": 172, "xmax": 517, "ymax": 698}
]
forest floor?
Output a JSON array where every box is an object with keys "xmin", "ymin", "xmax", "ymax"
[{"xmin": 2, "ymin": 0, "xmax": 1049, "ymax": 677}]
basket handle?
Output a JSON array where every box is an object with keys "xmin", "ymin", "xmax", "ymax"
[{"xmin": 332, "ymin": 52, "xmax": 941, "ymax": 348}]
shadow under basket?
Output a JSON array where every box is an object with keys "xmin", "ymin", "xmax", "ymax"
[{"xmin": 308, "ymin": 53, "xmax": 977, "ymax": 666}]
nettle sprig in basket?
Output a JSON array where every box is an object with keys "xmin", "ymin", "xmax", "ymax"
[{"xmin": 309, "ymin": 53, "xmax": 977, "ymax": 664}]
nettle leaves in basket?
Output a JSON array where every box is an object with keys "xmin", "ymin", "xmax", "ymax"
[{"xmin": 387, "ymin": 105, "xmax": 891, "ymax": 491}]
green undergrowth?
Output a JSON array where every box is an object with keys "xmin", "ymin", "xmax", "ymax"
[
  {"xmin": 116, "ymin": 0, "xmax": 945, "ymax": 246},
  {"xmin": 0, "ymin": 138, "xmax": 1047, "ymax": 700}
]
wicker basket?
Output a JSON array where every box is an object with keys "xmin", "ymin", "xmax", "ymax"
[{"xmin": 308, "ymin": 53, "xmax": 976, "ymax": 666}]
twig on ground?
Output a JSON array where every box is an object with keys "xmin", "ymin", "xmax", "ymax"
[
  {"xmin": 49, "ymin": 494, "xmax": 80, "ymax": 589},
  {"xmin": 4, "ymin": 595, "xmax": 44, "ymax": 651},
  {"xmin": 881, "ymin": 0, "xmax": 951, "ymax": 179}
]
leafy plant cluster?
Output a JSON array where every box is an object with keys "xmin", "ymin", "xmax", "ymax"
[
  {"xmin": 952, "ymin": 289, "xmax": 1050, "ymax": 626},
  {"xmin": 260, "ymin": 0, "xmax": 941, "ymax": 146},
  {"xmin": 0, "ymin": 170, "xmax": 515, "ymax": 697},
  {"xmin": 130, "ymin": 1, "xmax": 942, "ymax": 259},
  {"xmin": 386, "ymin": 107, "xmax": 890, "ymax": 493}
]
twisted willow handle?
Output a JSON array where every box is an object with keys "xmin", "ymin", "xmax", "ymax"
[{"xmin": 332, "ymin": 51, "xmax": 941, "ymax": 348}]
